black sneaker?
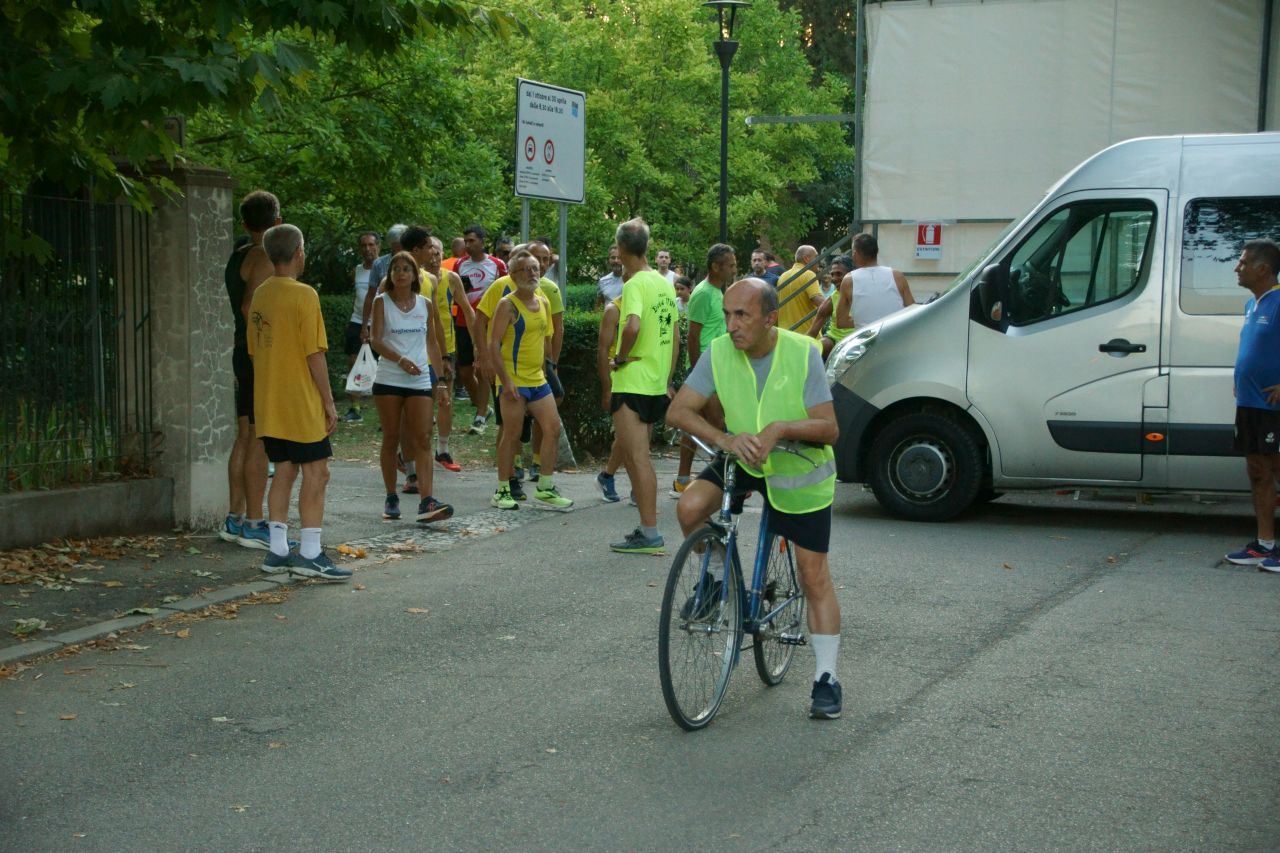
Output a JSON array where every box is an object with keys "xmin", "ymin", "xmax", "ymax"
[
  {"xmin": 679, "ymin": 573, "xmax": 722, "ymax": 620},
  {"xmin": 417, "ymin": 496, "xmax": 454, "ymax": 523},
  {"xmin": 383, "ymin": 493, "xmax": 401, "ymax": 520},
  {"xmin": 401, "ymin": 474, "xmax": 419, "ymax": 494},
  {"xmin": 809, "ymin": 673, "xmax": 842, "ymax": 720},
  {"xmin": 509, "ymin": 476, "xmax": 527, "ymax": 501}
]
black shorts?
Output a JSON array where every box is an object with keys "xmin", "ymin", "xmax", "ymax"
[
  {"xmin": 260, "ymin": 436, "xmax": 333, "ymax": 465},
  {"xmin": 232, "ymin": 345, "xmax": 253, "ymax": 422},
  {"xmin": 545, "ymin": 360, "xmax": 564, "ymax": 399},
  {"xmin": 372, "ymin": 382, "xmax": 433, "ymax": 398},
  {"xmin": 611, "ymin": 391, "xmax": 669, "ymax": 425},
  {"xmin": 493, "ymin": 384, "xmax": 535, "ymax": 443},
  {"xmin": 455, "ymin": 319, "xmax": 475, "ymax": 367},
  {"xmin": 345, "ymin": 322, "xmax": 365, "ymax": 356},
  {"xmin": 1234, "ymin": 406, "xmax": 1280, "ymax": 454},
  {"xmin": 696, "ymin": 460, "xmax": 832, "ymax": 554}
]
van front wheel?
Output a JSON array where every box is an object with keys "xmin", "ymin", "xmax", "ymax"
[{"xmin": 867, "ymin": 413, "xmax": 984, "ymax": 521}]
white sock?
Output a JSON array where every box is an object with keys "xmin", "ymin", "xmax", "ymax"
[
  {"xmin": 811, "ymin": 634, "xmax": 840, "ymax": 683},
  {"xmin": 267, "ymin": 522, "xmax": 289, "ymax": 557},
  {"xmin": 245, "ymin": 517, "xmax": 264, "ymax": 526},
  {"xmin": 405, "ymin": 461, "xmax": 416, "ymax": 478},
  {"xmin": 300, "ymin": 528, "xmax": 322, "ymax": 560},
  {"xmin": 1261, "ymin": 538, "xmax": 1276, "ymax": 549},
  {"xmin": 437, "ymin": 436, "xmax": 449, "ymax": 454}
]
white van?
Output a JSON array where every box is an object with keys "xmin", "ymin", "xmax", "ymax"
[{"xmin": 827, "ymin": 132, "xmax": 1280, "ymax": 521}]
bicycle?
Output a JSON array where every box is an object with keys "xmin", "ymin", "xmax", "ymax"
[{"xmin": 657, "ymin": 434, "xmax": 813, "ymax": 730}]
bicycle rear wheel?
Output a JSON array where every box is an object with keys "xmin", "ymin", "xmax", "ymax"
[
  {"xmin": 658, "ymin": 526, "xmax": 742, "ymax": 730},
  {"xmin": 752, "ymin": 535, "xmax": 805, "ymax": 686}
]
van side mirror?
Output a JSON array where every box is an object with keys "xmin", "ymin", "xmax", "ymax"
[{"xmin": 971, "ymin": 263, "xmax": 1010, "ymax": 330}]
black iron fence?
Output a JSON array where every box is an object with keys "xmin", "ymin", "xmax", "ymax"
[{"xmin": 0, "ymin": 192, "xmax": 156, "ymax": 493}]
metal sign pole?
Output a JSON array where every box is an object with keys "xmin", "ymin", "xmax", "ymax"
[
  {"xmin": 520, "ymin": 198, "xmax": 530, "ymax": 245},
  {"xmin": 557, "ymin": 202, "xmax": 568, "ymax": 294}
]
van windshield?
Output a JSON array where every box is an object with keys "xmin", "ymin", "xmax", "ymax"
[{"xmin": 939, "ymin": 219, "xmax": 1021, "ymax": 296}]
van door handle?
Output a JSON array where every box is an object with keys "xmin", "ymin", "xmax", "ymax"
[{"xmin": 1099, "ymin": 338, "xmax": 1146, "ymax": 354}]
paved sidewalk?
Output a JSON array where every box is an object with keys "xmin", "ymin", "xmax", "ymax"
[{"xmin": 1, "ymin": 453, "xmax": 683, "ymax": 666}]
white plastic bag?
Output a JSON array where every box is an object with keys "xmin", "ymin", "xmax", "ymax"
[{"xmin": 345, "ymin": 343, "xmax": 376, "ymax": 394}]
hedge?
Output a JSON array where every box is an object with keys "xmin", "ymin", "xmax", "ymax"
[{"xmin": 318, "ymin": 293, "xmax": 687, "ymax": 458}]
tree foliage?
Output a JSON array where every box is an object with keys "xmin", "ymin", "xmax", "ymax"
[{"xmin": 0, "ymin": 1, "xmax": 522, "ymax": 205}]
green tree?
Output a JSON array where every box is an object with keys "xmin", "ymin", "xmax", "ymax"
[
  {"xmin": 462, "ymin": 0, "xmax": 851, "ymax": 278},
  {"xmin": 0, "ymin": 0, "xmax": 521, "ymax": 207}
]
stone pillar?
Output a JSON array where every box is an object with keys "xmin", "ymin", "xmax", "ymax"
[{"xmin": 147, "ymin": 167, "xmax": 236, "ymax": 530}]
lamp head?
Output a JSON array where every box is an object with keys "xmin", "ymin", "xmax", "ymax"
[{"xmin": 703, "ymin": 0, "xmax": 750, "ymax": 42}]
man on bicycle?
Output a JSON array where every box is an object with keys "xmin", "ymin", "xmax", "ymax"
[{"xmin": 666, "ymin": 277, "xmax": 844, "ymax": 719}]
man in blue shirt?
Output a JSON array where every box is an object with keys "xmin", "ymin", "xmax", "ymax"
[{"xmin": 1226, "ymin": 238, "xmax": 1280, "ymax": 571}]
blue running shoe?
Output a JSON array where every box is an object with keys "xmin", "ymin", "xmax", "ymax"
[
  {"xmin": 1257, "ymin": 553, "xmax": 1280, "ymax": 574},
  {"xmin": 596, "ymin": 471, "xmax": 620, "ymax": 503},
  {"xmin": 383, "ymin": 493, "xmax": 401, "ymax": 520},
  {"xmin": 1226, "ymin": 540, "xmax": 1275, "ymax": 565},
  {"xmin": 809, "ymin": 673, "xmax": 842, "ymax": 720},
  {"xmin": 219, "ymin": 514, "xmax": 243, "ymax": 543},
  {"xmin": 262, "ymin": 549, "xmax": 294, "ymax": 574},
  {"xmin": 289, "ymin": 551, "xmax": 352, "ymax": 583},
  {"xmin": 610, "ymin": 527, "xmax": 664, "ymax": 555},
  {"xmin": 237, "ymin": 521, "xmax": 271, "ymax": 551}
]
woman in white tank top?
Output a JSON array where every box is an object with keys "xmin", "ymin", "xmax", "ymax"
[{"xmin": 369, "ymin": 251, "xmax": 452, "ymax": 524}]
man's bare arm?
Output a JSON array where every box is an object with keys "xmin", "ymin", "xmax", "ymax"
[
  {"xmin": 835, "ymin": 274, "xmax": 854, "ymax": 330},
  {"xmin": 806, "ymin": 298, "xmax": 832, "ymax": 337},
  {"xmin": 894, "ymin": 269, "xmax": 916, "ymax": 306},
  {"xmin": 239, "ymin": 246, "xmax": 274, "ymax": 323}
]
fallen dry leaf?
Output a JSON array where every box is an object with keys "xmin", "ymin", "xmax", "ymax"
[
  {"xmin": 268, "ymin": 741, "xmax": 285, "ymax": 749},
  {"xmin": 175, "ymin": 628, "xmax": 191, "ymax": 639},
  {"xmin": 404, "ymin": 608, "xmax": 429, "ymax": 615},
  {"xmin": 59, "ymin": 713, "xmax": 77, "ymax": 721},
  {"xmin": 353, "ymin": 583, "xmax": 366, "ymax": 591},
  {"xmin": 1002, "ymin": 563, "xmax": 1014, "ymax": 570},
  {"xmin": 100, "ymin": 580, "xmax": 125, "ymax": 588}
]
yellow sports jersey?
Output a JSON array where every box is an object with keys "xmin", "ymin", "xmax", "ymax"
[
  {"xmin": 777, "ymin": 264, "xmax": 822, "ymax": 332},
  {"xmin": 497, "ymin": 291, "xmax": 551, "ymax": 386},
  {"xmin": 431, "ymin": 268, "xmax": 455, "ymax": 354},
  {"xmin": 247, "ymin": 276, "xmax": 329, "ymax": 442},
  {"xmin": 476, "ymin": 274, "xmax": 565, "ymax": 321}
]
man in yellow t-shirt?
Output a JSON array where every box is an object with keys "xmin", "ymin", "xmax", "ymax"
[
  {"xmin": 608, "ymin": 217, "xmax": 679, "ymax": 555},
  {"xmin": 776, "ymin": 245, "xmax": 824, "ymax": 333},
  {"xmin": 247, "ymin": 224, "xmax": 349, "ymax": 582}
]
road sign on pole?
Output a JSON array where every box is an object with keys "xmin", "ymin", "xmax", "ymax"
[{"xmin": 514, "ymin": 78, "xmax": 585, "ymax": 204}]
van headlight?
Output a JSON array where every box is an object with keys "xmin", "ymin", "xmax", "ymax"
[{"xmin": 826, "ymin": 326, "xmax": 879, "ymax": 385}]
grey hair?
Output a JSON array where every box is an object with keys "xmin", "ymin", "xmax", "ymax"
[
  {"xmin": 262, "ymin": 224, "xmax": 304, "ymax": 265},
  {"xmin": 615, "ymin": 217, "xmax": 650, "ymax": 258}
]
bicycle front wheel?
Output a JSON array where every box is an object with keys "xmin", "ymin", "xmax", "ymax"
[
  {"xmin": 752, "ymin": 535, "xmax": 805, "ymax": 686},
  {"xmin": 658, "ymin": 526, "xmax": 742, "ymax": 731}
]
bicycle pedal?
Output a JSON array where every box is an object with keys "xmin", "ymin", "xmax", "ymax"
[{"xmin": 778, "ymin": 633, "xmax": 808, "ymax": 646}]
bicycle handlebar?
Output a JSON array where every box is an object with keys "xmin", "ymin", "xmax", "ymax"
[{"xmin": 681, "ymin": 431, "xmax": 823, "ymax": 468}]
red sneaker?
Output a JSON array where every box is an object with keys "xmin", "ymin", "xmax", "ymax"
[{"xmin": 435, "ymin": 452, "xmax": 461, "ymax": 472}]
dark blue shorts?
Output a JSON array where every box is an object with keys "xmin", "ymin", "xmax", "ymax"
[{"xmin": 518, "ymin": 383, "xmax": 553, "ymax": 403}]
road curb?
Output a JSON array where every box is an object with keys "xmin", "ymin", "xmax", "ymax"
[{"xmin": 0, "ymin": 575, "xmax": 298, "ymax": 667}]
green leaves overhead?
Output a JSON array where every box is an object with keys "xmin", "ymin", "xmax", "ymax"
[{"xmin": 0, "ymin": 1, "xmax": 523, "ymax": 204}]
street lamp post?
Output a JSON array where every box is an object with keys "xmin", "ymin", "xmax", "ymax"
[{"xmin": 705, "ymin": 1, "xmax": 749, "ymax": 243}]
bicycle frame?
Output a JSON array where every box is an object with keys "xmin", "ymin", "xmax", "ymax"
[{"xmin": 695, "ymin": 451, "xmax": 802, "ymax": 661}]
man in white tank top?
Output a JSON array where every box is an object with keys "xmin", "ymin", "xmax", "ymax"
[{"xmin": 837, "ymin": 232, "xmax": 915, "ymax": 332}]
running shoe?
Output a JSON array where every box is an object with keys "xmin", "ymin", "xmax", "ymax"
[
  {"xmin": 289, "ymin": 551, "xmax": 352, "ymax": 583},
  {"xmin": 529, "ymin": 463, "xmax": 541, "ymax": 480},
  {"xmin": 1225, "ymin": 540, "xmax": 1275, "ymax": 565},
  {"xmin": 219, "ymin": 513, "xmax": 243, "ymax": 543},
  {"xmin": 417, "ymin": 496, "xmax": 454, "ymax": 523},
  {"xmin": 1257, "ymin": 553, "xmax": 1280, "ymax": 573},
  {"xmin": 534, "ymin": 483, "xmax": 574, "ymax": 511},
  {"xmin": 610, "ymin": 527, "xmax": 664, "ymax": 555},
  {"xmin": 342, "ymin": 408, "xmax": 363, "ymax": 423},
  {"xmin": 435, "ymin": 451, "xmax": 461, "ymax": 472},
  {"xmin": 509, "ymin": 476, "xmax": 527, "ymax": 502},
  {"xmin": 679, "ymin": 573, "xmax": 722, "ymax": 620},
  {"xmin": 262, "ymin": 549, "xmax": 294, "ymax": 574},
  {"xmin": 514, "ymin": 465, "xmax": 526, "ymax": 482},
  {"xmin": 383, "ymin": 493, "xmax": 401, "ymax": 520},
  {"xmin": 236, "ymin": 521, "xmax": 272, "ymax": 551},
  {"xmin": 669, "ymin": 477, "xmax": 690, "ymax": 499},
  {"xmin": 809, "ymin": 673, "xmax": 842, "ymax": 720},
  {"xmin": 596, "ymin": 471, "xmax": 621, "ymax": 503},
  {"xmin": 491, "ymin": 484, "xmax": 518, "ymax": 510},
  {"xmin": 468, "ymin": 414, "xmax": 488, "ymax": 435},
  {"xmin": 401, "ymin": 474, "xmax": 419, "ymax": 494}
]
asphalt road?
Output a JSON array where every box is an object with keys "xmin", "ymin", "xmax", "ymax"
[{"xmin": 3, "ymin": 475, "xmax": 1278, "ymax": 851}]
